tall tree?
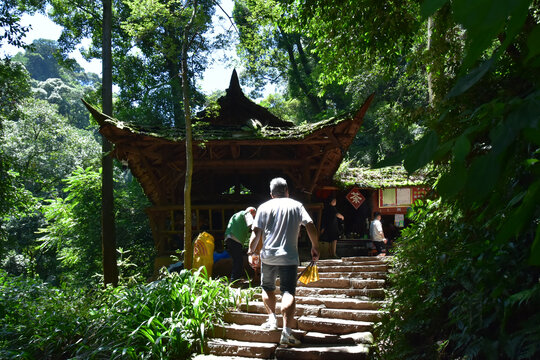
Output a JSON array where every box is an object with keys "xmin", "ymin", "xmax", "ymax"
[
  {"xmin": 278, "ymin": 0, "xmax": 540, "ymax": 358},
  {"xmin": 101, "ymin": 0, "xmax": 118, "ymax": 286},
  {"xmin": 122, "ymin": 0, "xmax": 224, "ymax": 268},
  {"xmin": 2, "ymin": 98, "xmax": 100, "ymax": 278},
  {"xmin": 181, "ymin": 1, "xmax": 197, "ymax": 270},
  {"xmin": 233, "ymin": 0, "xmax": 351, "ymax": 122},
  {"xmin": 120, "ymin": 0, "xmax": 220, "ymax": 128},
  {"xmin": 1, "ymin": 0, "xmax": 36, "ymax": 239},
  {"xmin": 0, "ymin": 0, "xmax": 45, "ymax": 49},
  {"xmin": 12, "ymin": 39, "xmax": 101, "ymax": 128}
]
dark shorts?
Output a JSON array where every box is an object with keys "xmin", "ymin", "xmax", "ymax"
[{"xmin": 261, "ymin": 263, "xmax": 298, "ymax": 295}]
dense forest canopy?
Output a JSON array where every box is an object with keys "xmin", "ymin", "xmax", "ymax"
[{"xmin": 1, "ymin": 0, "xmax": 539, "ymax": 359}]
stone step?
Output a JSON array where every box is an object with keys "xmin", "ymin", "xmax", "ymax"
[
  {"xmin": 316, "ymin": 255, "xmax": 387, "ymax": 262},
  {"xmin": 341, "ymin": 256, "xmax": 388, "ymax": 262},
  {"xmin": 293, "ymin": 278, "xmax": 385, "ymax": 289},
  {"xmin": 193, "ymin": 355, "xmax": 262, "ymax": 360},
  {"xmin": 240, "ymin": 302, "xmax": 382, "ymax": 322},
  {"xmin": 240, "ymin": 302, "xmax": 317, "ymax": 317},
  {"xmin": 225, "ymin": 312, "xmax": 294, "ymax": 328},
  {"xmin": 224, "ymin": 312, "xmax": 374, "ymax": 335},
  {"xmin": 312, "ymin": 260, "xmax": 385, "ymax": 267},
  {"xmin": 298, "ymin": 264, "xmax": 387, "ymax": 273},
  {"xmin": 203, "ymin": 334, "xmax": 372, "ymax": 360},
  {"xmin": 313, "ymin": 257, "xmax": 387, "ymax": 266},
  {"xmin": 275, "ymin": 343, "xmax": 370, "ymax": 360},
  {"xmin": 253, "ymin": 295, "xmax": 384, "ymax": 310},
  {"xmin": 211, "ymin": 324, "xmax": 304, "ymax": 343},
  {"xmin": 297, "ymin": 315, "xmax": 373, "ymax": 334},
  {"xmin": 315, "ymin": 271, "xmax": 388, "ymax": 279},
  {"xmin": 203, "ymin": 255, "xmax": 389, "ymax": 359},
  {"xmin": 302, "ymin": 331, "xmax": 373, "ymax": 345},
  {"xmin": 212, "ymin": 323, "xmax": 375, "ymax": 346},
  {"xmin": 204, "ymin": 338, "xmax": 277, "ymax": 359},
  {"xmin": 294, "ymin": 287, "xmax": 386, "ymax": 299},
  {"xmin": 319, "ymin": 308, "xmax": 381, "ymax": 322},
  {"xmin": 295, "ymin": 296, "xmax": 384, "ymax": 310},
  {"xmin": 253, "ymin": 287, "xmax": 386, "ymax": 301}
]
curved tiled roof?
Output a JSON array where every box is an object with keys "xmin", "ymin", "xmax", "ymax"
[
  {"xmin": 84, "ymin": 71, "xmax": 375, "ymax": 205},
  {"xmin": 335, "ymin": 165, "xmax": 428, "ymax": 188}
]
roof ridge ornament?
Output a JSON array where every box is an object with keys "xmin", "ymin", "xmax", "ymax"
[{"xmin": 227, "ymin": 69, "xmax": 243, "ymax": 97}]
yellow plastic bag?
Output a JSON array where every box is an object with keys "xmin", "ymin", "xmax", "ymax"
[
  {"xmin": 297, "ymin": 261, "xmax": 319, "ymax": 284},
  {"xmin": 192, "ymin": 232, "xmax": 215, "ymax": 276}
]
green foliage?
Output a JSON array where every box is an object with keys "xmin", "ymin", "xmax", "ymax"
[
  {"xmin": 0, "ymin": 269, "xmax": 92, "ymax": 359},
  {"xmin": 32, "ymin": 77, "xmax": 98, "ymax": 128},
  {"xmin": 369, "ymin": 0, "xmax": 540, "ymax": 358},
  {"xmin": 2, "ymin": 98, "xmax": 100, "ymax": 197},
  {"xmin": 376, "ymin": 199, "xmax": 540, "ymax": 359},
  {"xmin": 1, "ymin": 97, "xmax": 100, "ymax": 279},
  {"xmin": 347, "ymin": 64, "xmax": 429, "ymax": 166},
  {"xmin": 116, "ymin": 0, "xmax": 222, "ymax": 128},
  {"xmin": 47, "ymin": 0, "xmax": 224, "ymax": 128},
  {"xmin": 11, "ymin": 39, "xmax": 101, "ymax": 128},
  {"xmin": 0, "ymin": 58, "xmax": 31, "ymax": 121},
  {"xmin": 258, "ymin": 93, "xmax": 303, "ymax": 124},
  {"xmin": 0, "ymin": 268, "xmax": 248, "ymax": 359},
  {"xmin": 0, "ymin": 0, "xmax": 46, "ymax": 48},
  {"xmin": 281, "ymin": 0, "xmax": 423, "ymax": 86},
  {"xmin": 234, "ymin": 0, "xmax": 352, "ymax": 122},
  {"xmin": 114, "ymin": 170, "xmax": 154, "ymax": 279},
  {"xmin": 334, "ymin": 163, "xmax": 427, "ymax": 189},
  {"xmin": 0, "ymin": 168, "xmax": 40, "ymax": 261},
  {"xmin": 236, "ymin": 0, "xmax": 429, "ymax": 156},
  {"xmin": 38, "ymin": 166, "xmax": 154, "ymax": 286},
  {"xmin": 38, "ymin": 167, "xmax": 102, "ymax": 285}
]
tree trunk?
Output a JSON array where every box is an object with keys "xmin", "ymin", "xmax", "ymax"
[
  {"xmin": 280, "ymin": 30, "xmax": 322, "ymax": 114},
  {"xmin": 169, "ymin": 61, "xmax": 184, "ymax": 128},
  {"xmin": 427, "ymin": 16, "xmax": 435, "ymax": 107},
  {"xmin": 295, "ymin": 37, "xmax": 312, "ymax": 77},
  {"xmin": 181, "ymin": 1, "xmax": 198, "ymax": 270},
  {"xmin": 101, "ymin": 0, "xmax": 118, "ymax": 286},
  {"xmin": 165, "ymin": 24, "xmax": 184, "ymax": 129}
]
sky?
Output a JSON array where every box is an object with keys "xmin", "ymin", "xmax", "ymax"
[{"xmin": 0, "ymin": 1, "xmax": 274, "ymax": 97}]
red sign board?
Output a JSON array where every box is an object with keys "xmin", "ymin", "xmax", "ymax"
[{"xmin": 346, "ymin": 187, "xmax": 365, "ymax": 209}]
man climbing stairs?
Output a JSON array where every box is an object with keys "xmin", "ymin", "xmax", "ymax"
[{"xmin": 194, "ymin": 256, "xmax": 389, "ymax": 360}]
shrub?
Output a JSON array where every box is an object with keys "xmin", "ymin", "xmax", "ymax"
[
  {"xmin": 0, "ymin": 268, "xmax": 248, "ymax": 359},
  {"xmin": 376, "ymin": 199, "xmax": 540, "ymax": 359}
]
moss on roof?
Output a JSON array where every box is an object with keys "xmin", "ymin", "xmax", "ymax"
[
  {"xmin": 334, "ymin": 165, "xmax": 427, "ymax": 188},
  {"xmin": 93, "ymin": 102, "xmax": 355, "ymax": 141}
]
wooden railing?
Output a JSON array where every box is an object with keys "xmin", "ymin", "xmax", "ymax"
[{"xmin": 146, "ymin": 203, "xmax": 323, "ymax": 256}]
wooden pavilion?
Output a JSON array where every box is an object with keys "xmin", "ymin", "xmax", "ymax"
[{"xmin": 84, "ymin": 70, "xmax": 374, "ymax": 268}]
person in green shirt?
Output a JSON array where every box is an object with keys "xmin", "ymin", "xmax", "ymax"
[{"xmin": 225, "ymin": 206, "xmax": 256, "ymax": 282}]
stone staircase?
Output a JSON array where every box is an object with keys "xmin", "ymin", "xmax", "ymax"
[{"xmin": 194, "ymin": 256, "xmax": 389, "ymax": 360}]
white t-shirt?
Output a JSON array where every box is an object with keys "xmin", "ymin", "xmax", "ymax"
[
  {"xmin": 370, "ymin": 219, "xmax": 385, "ymax": 241},
  {"xmin": 253, "ymin": 197, "xmax": 313, "ymax": 266}
]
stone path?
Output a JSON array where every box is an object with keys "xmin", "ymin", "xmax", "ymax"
[{"xmin": 193, "ymin": 256, "xmax": 389, "ymax": 360}]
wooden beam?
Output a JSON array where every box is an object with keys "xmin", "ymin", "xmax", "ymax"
[
  {"xmin": 309, "ymin": 150, "xmax": 332, "ymax": 194},
  {"xmin": 230, "ymin": 144, "xmax": 240, "ymax": 159},
  {"xmin": 324, "ymin": 128, "xmax": 344, "ymax": 153},
  {"xmin": 200, "ymin": 138, "xmax": 333, "ymax": 146},
  {"xmin": 193, "ymin": 159, "xmax": 305, "ymax": 168},
  {"xmin": 137, "ymin": 154, "xmax": 166, "ymax": 204}
]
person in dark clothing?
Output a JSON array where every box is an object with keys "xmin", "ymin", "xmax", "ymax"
[{"xmin": 320, "ymin": 197, "xmax": 344, "ymax": 258}]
